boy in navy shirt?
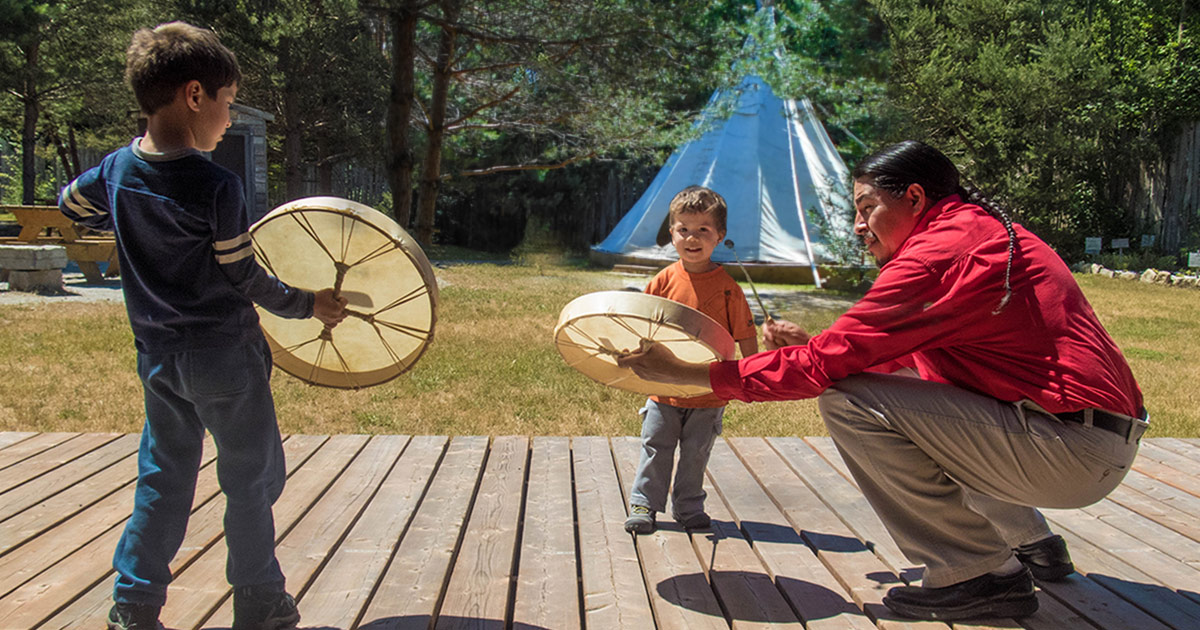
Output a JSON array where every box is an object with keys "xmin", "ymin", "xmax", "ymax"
[{"xmin": 59, "ymin": 22, "xmax": 345, "ymax": 630}]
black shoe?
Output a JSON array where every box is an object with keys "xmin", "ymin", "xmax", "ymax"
[
  {"xmin": 232, "ymin": 585, "xmax": 300, "ymax": 630},
  {"xmin": 883, "ymin": 567, "xmax": 1038, "ymax": 621},
  {"xmin": 1015, "ymin": 534, "xmax": 1075, "ymax": 581},
  {"xmin": 107, "ymin": 603, "xmax": 164, "ymax": 630},
  {"xmin": 676, "ymin": 512, "xmax": 711, "ymax": 530}
]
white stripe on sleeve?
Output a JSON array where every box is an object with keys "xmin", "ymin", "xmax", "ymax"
[
  {"xmin": 214, "ymin": 247, "xmax": 255, "ymax": 264},
  {"xmin": 213, "ymin": 232, "xmax": 252, "ymax": 252}
]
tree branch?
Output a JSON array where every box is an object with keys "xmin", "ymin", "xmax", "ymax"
[
  {"xmin": 416, "ymin": 12, "xmax": 643, "ymax": 48},
  {"xmin": 454, "ymin": 150, "xmax": 598, "ymax": 178},
  {"xmin": 444, "ymin": 85, "xmax": 522, "ymax": 128}
]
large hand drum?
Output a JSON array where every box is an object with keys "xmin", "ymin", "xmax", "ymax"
[
  {"xmin": 251, "ymin": 196, "xmax": 438, "ymax": 389},
  {"xmin": 554, "ymin": 291, "xmax": 735, "ymax": 397}
]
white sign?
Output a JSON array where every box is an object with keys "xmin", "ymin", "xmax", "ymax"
[
  {"xmin": 1085, "ymin": 237, "xmax": 1102, "ymax": 254},
  {"xmin": 1190, "ymin": 252, "xmax": 1200, "ymax": 268},
  {"xmin": 1112, "ymin": 238, "xmax": 1130, "ymax": 249},
  {"xmin": 1141, "ymin": 234, "xmax": 1156, "ymax": 248}
]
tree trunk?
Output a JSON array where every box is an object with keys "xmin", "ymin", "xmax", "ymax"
[
  {"xmin": 45, "ymin": 118, "xmax": 74, "ymax": 182},
  {"xmin": 281, "ymin": 39, "xmax": 305, "ymax": 200},
  {"xmin": 67, "ymin": 125, "xmax": 81, "ymax": 177},
  {"xmin": 414, "ymin": 0, "xmax": 461, "ymax": 245},
  {"xmin": 387, "ymin": 3, "xmax": 419, "ymax": 227},
  {"xmin": 21, "ymin": 38, "xmax": 41, "ymax": 205},
  {"xmin": 317, "ymin": 137, "xmax": 333, "ymax": 194}
]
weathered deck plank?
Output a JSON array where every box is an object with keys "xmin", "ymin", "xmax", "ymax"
[
  {"xmin": 511, "ymin": 436, "xmax": 580, "ymax": 630},
  {"xmin": 611, "ymin": 435, "xmax": 728, "ymax": 630},
  {"xmin": 356, "ymin": 435, "xmax": 488, "ymax": 629},
  {"xmin": 438, "ymin": 435, "xmax": 528, "ymax": 629},
  {"xmin": 0, "ymin": 432, "xmax": 118, "ymax": 494},
  {"xmin": 723, "ymin": 437, "xmax": 878, "ymax": 630},
  {"xmin": 33, "ymin": 435, "xmax": 329, "ymax": 630},
  {"xmin": 263, "ymin": 434, "xmax": 433, "ymax": 630},
  {"xmin": 572, "ymin": 436, "xmax": 654, "ymax": 630},
  {"xmin": 1, "ymin": 433, "xmax": 1198, "ymax": 629},
  {"xmin": 198, "ymin": 434, "xmax": 404, "ymax": 630},
  {"xmin": 692, "ymin": 441, "xmax": 804, "ymax": 630},
  {"xmin": 0, "ymin": 432, "xmax": 78, "ymax": 471}
]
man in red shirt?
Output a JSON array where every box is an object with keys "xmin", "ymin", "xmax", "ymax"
[{"xmin": 618, "ymin": 141, "xmax": 1147, "ymax": 621}]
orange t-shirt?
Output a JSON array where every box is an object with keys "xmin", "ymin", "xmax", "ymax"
[{"xmin": 646, "ymin": 261, "xmax": 756, "ymax": 408}]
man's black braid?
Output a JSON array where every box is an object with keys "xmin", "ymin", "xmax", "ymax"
[{"xmin": 957, "ymin": 183, "xmax": 1016, "ymax": 313}]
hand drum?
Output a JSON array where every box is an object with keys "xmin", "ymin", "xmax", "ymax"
[
  {"xmin": 251, "ymin": 196, "xmax": 438, "ymax": 389},
  {"xmin": 553, "ymin": 291, "xmax": 734, "ymax": 397}
]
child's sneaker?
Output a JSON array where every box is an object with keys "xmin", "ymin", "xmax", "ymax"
[
  {"xmin": 232, "ymin": 585, "xmax": 300, "ymax": 630},
  {"xmin": 677, "ymin": 512, "xmax": 712, "ymax": 530},
  {"xmin": 624, "ymin": 505, "xmax": 656, "ymax": 534},
  {"xmin": 106, "ymin": 603, "xmax": 164, "ymax": 630}
]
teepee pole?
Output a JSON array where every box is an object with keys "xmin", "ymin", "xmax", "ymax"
[{"xmin": 784, "ymin": 99, "xmax": 823, "ymax": 288}]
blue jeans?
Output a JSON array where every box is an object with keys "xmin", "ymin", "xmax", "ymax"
[
  {"xmin": 628, "ymin": 399, "xmax": 723, "ymax": 520},
  {"xmin": 113, "ymin": 340, "xmax": 287, "ymax": 606}
]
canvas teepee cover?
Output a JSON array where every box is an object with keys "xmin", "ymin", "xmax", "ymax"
[{"xmin": 592, "ymin": 75, "xmax": 851, "ymax": 284}]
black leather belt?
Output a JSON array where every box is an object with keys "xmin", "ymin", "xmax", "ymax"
[{"xmin": 1055, "ymin": 407, "xmax": 1147, "ymax": 441}]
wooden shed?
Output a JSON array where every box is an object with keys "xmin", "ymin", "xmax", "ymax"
[{"xmin": 210, "ymin": 103, "xmax": 275, "ymax": 222}]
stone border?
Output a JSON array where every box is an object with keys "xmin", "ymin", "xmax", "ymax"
[{"xmin": 1072, "ymin": 262, "xmax": 1200, "ymax": 289}]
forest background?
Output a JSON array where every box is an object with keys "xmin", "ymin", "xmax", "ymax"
[{"xmin": 2, "ymin": 0, "xmax": 1197, "ymax": 265}]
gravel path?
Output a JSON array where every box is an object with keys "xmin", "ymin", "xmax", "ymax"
[{"xmin": 0, "ymin": 268, "xmax": 124, "ymax": 306}]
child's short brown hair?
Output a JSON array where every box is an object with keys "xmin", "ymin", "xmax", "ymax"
[
  {"xmin": 668, "ymin": 186, "xmax": 728, "ymax": 233},
  {"xmin": 125, "ymin": 22, "xmax": 241, "ymax": 115}
]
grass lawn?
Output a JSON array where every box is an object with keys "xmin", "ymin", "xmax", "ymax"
[{"xmin": 0, "ymin": 262, "xmax": 1195, "ymax": 436}]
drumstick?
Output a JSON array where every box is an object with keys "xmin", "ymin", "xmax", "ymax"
[{"xmin": 724, "ymin": 239, "xmax": 772, "ymax": 322}]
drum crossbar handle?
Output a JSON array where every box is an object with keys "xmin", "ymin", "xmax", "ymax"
[{"xmin": 332, "ymin": 262, "xmax": 351, "ymax": 295}]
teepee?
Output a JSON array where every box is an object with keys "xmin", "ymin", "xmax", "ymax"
[{"xmin": 590, "ymin": 73, "xmax": 853, "ymax": 286}]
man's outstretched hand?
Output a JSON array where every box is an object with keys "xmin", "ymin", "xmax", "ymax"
[{"xmin": 616, "ymin": 339, "xmax": 711, "ymax": 388}]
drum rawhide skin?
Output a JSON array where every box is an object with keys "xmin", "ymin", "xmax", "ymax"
[
  {"xmin": 554, "ymin": 290, "xmax": 735, "ymax": 397},
  {"xmin": 251, "ymin": 196, "xmax": 438, "ymax": 389}
]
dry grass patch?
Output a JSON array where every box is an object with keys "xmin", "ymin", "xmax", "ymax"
[
  {"xmin": 0, "ymin": 266, "xmax": 1192, "ymax": 437},
  {"xmin": 1074, "ymin": 275, "xmax": 1199, "ymax": 434},
  {"xmin": 0, "ymin": 302, "xmax": 141, "ymax": 432}
]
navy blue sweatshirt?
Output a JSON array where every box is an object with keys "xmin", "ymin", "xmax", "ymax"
[{"xmin": 59, "ymin": 138, "xmax": 312, "ymax": 354}]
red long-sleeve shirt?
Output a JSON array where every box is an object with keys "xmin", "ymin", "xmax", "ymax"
[{"xmin": 710, "ymin": 196, "xmax": 1143, "ymax": 417}]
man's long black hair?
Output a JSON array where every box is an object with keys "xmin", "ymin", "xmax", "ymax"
[{"xmin": 851, "ymin": 140, "xmax": 1017, "ymax": 314}]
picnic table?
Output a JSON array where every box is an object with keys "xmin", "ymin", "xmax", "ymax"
[{"xmin": 1, "ymin": 205, "xmax": 119, "ymax": 283}]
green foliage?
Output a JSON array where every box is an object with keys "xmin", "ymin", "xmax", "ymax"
[
  {"xmin": 0, "ymin": 0, "xmax": 153, "ymax": 201},
  {"xmin": 176, "ymin": 0, "xmax": 388, "ymax": 200},
  {"xmin": 871, "ymin": 0, "xmax": 1200, "ymax": 257},
  {"xmin": 1091, "ymin": 250, "xmax": 1184, "ymax": 273},
  {"xmin": 702, "ymin": 1, "xmax": 891, "ymax": 163}
]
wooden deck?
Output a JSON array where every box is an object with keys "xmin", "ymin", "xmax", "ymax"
[{"xmin": 2, "ymin": 433, "xmax": 1199, "ymax": 630}]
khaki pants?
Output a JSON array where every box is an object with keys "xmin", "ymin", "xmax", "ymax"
[{"xmin": 818, "ymin": 373, "xmax": 1140, "ymax": 588}]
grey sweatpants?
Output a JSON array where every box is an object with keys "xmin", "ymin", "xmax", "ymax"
[
  {"xmin": 628, "ymin": 399, "xmax": 723, "ymax": 520},
  {"xmin": 819, "ymin": 373, "xmax": 1141, "ymax": 588}
]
